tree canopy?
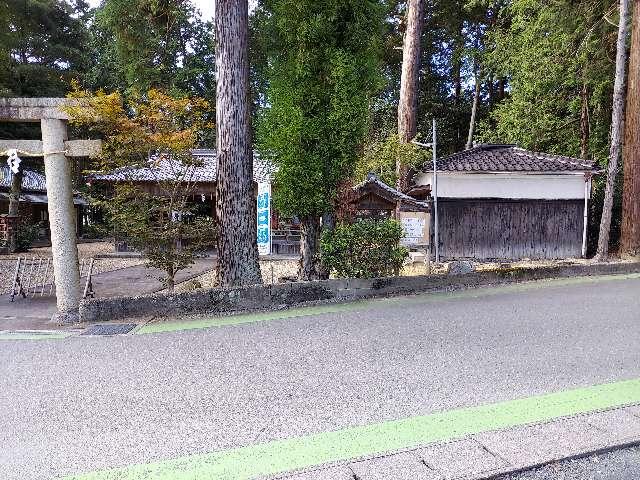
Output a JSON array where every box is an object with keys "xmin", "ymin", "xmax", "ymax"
[{"xmin": 257, "ymin": 0, "xmax": 385, "ymax": 219}]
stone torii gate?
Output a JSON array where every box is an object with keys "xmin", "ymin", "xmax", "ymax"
[{"xmin": 0, "ymin": 98, "xmax": 101, "ymax": 323}]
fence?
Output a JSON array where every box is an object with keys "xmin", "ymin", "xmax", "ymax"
[{"xmin": 2, "ymin": 257, "xmax": 95, "ymax": 300}]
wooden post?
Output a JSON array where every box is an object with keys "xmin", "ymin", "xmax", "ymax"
[{"xmin": 83, "ymin": 257, "xmax": 95, "ymax": 299}]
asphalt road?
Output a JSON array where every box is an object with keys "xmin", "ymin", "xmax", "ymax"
[
  {"xmin": 2, "ymin": 274, "xmax": 640, "ymax": 479},
  {"xmin": 499, "ymin": 446, "xmax": 640, "ymax": 480}
]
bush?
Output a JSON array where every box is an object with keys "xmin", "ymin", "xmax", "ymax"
[
  {"xmin": 16, "ymin": 222, "xmax": 41, "ymax": 251},
  {"xmin": 320, "ymin": 219, "xmax": 409, "ymax": 278}
]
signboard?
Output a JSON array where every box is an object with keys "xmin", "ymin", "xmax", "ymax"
[
  {"xmin": 257, "ymin": 182, "xmax": 271, "ymax": 255},
  {"xmin": 400, "ymin": 212, "xmax": 430, "ymax": 246}
]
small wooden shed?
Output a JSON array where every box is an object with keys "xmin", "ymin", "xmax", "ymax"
[
  {"xmin": 411, "ymin": 144, "xmax": 599, "ymax": 260},
  {"xmin": 351, "ymin": 173, "xmax": 431, "ymax": 246},
  {"xmin": 351, "ymin": 173, "xmax": 430, "ymax": 218}
]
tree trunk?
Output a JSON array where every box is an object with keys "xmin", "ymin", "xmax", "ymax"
[
  {"xmin": 580, "ymin": 82, "xmax": 591, "ymax": 159},
  {"xmin": 597, "ymin": 0, "xmax": 630, "ymax": 260},
  {"xmin": 215, "ymin": 0, "xmax": 263, "ymax": 287},
  {"xmin": 165, "ymin": 264, "xmax": 175, "ymax": 292},
  {"xmin": 498, "ymin": 78, "xmax": 506, "ymax": 101},
  {"xmin": 452, "ymin": 20, "xmax": 463, "ymax": 151},
  {"xmin": 465, "ymin": 71, "xmax": 481, "ymax": 150},
  {"xmin": 299, "ymin": 215, "xmax": 320, "ymax": 281},
  {"xmin": 396, "ymin": 0, "xmax": 424, "ymax": 191},
  {"xmin": 316, "ymin": 211, "xmax": 335, "ymax": 280},
  {"xmin": 488, "ymin": 75, "xmax": 495, "ymax": 107},
  {"xmin": 7, "ymin": 169, "xmax": 23, "ymax": 253},
  {"xmin": 621, "ymin": 0, "xmax": 640, "ymax": 256}
]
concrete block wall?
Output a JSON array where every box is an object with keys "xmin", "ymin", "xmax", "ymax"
[{"xmin": 79, "ymin": 262, "xmax": 640, "ymax": 323}]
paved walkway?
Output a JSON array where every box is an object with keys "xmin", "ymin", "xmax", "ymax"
[
  {"xmin": 0, "ymin": 259, "xmax": 214, "ymax": 329},
  {"xmin": 89, "ymin": 257, "xmax": 214, "ymax": 297},
  {"xmin": 2, "ymin": 274, "xmax": 640, "ymax": 479},
  {"xmin": 500, "ymin": 444, "xmax": 640, "ymax": 480}
]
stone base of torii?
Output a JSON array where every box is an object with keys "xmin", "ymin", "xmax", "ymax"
[{"xmin": 0, "ymin": 98, "xmax": 101, "ymax": 324}]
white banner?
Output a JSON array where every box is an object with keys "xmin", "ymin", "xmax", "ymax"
[{"xmin": 256, "ymin": 182, "xmax": 271, "ymax": 255}]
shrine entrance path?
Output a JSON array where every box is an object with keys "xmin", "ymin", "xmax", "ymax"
[{"xmin": 0, "ymin": 258, "xmax": 215, "ymax": 329}]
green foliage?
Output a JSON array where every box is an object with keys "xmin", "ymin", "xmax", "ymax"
[
  {"xmin": 0, "ymin": 0, "xmax": 90, "ymax": 97},
  {"xmin": 66, "ymin": 88, "xmax": 216, "ymax": 288},
  {"xmin": 480, "ymin": 0, "xmax": 615, "ymax": 161},
  {"xmin": 0, "ymin": 221, "xmax": 40, "ymax": 251},
  {"xmin": 355, "ymin": 133, "xmax": 430, "ymax": 186},
  {"xmin": 15, "ymin": 222, "xmax": 41, "ymax": 252},
  {"xmin": 320, "ymin": 219, "xmax": 408, "ymax": 278},
  {"xmin": 93, "ymin": 0, "xmax": 214, "ymax": 97},
  {"xmin": 0, "ymin": 0, "xmax": 90, "ymax": 139},
  {"xmin": 105, "ymin": 190, "xmax": 216, "ymax": 288},
  {"xmin": 257, "ymin": 0, "xmax": 385, "ymax": 218}
]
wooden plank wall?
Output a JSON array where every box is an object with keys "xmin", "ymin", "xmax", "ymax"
[{"xmin": 438, "ymin": 199, "xmax": 584, "ymax": 260}]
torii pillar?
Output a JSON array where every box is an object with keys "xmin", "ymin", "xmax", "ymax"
[{"xmin": 0, "ymin": 98, "xmax": 101, "ymax": 323}]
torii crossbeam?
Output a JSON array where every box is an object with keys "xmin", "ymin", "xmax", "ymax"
[{"xmin": 0, "ymin": 97, "xmax": 101, "ymax": 324}]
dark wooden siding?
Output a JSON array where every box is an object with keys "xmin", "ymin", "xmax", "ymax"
[{"xmin": 437, "ymin": 199, "xmax": 584, "ymax": 260}]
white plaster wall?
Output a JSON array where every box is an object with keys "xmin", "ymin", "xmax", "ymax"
[{"xmin": 415, "ymin": 172, "xmax": 590, "ymax": 200}]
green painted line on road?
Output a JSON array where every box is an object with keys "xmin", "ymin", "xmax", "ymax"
[
  {"xmin": 63, "ymin": 377, "xmax": 640, "ymax": 480},
  {"xmin": 136, "ymin": 302, "xmax": 368, "ymax": 334},
  {"xmin": 136, "ymin": 272, "xmax": 640, "ymax": 335}
]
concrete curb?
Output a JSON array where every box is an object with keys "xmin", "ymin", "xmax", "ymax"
[
  {"xmin": 79, "ymin": 261, "xmax": 640, "ymax": 323},
  {"xmin": 271, "ymin": 404, "xmax": 640, "ymax": 480}
]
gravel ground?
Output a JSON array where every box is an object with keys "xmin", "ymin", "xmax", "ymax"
[
  {"xmin": 6, "ymin": 240, "xmax": 119, "ymax": 259},
  {"xmin": 2, "ymin": 275, "xmax": 640, "ymax": 479},
  {"xmin": 174, "ymin": 258, "xmax": 300, "ymax": 292},
  {"xmin": 499, "ymin": 446, "xmax": 640, "ymax": 480}
]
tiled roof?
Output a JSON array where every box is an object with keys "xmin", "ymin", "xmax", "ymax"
[
  {"xmin": 353, "ymin": 173, "xmax": 430, "ymax": 211},
  {"xmin": 91, "ymin": 149, "xmax": 277, "ymax": 184},
  {"xmin": 427, "ymin": 144, "xmax": 597, "ymax": 173},
  {"xmin": 0, "ymin": 165, "xmax": 47, "ymax": 192}
]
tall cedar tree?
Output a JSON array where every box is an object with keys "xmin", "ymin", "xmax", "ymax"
[
  {"xmin": 621, "ymin": 0, "xmax": 640, "ymax": 255},
  {"xmin": 0, "ymin": 0, "xmax": 90, "ymax": 249},
  {"xmin": 0, "ymin": 0, "xmax": 89, "ymax": 99},
  {"xmin": 484, "ymin": 0, "xmax": 619, "ymax": 253},
  {"xmin": 215, "ymin": 0, "xmax": 263, "ymax": 287},
  {"xmin": 597, "ymin": 0, "xmax": 630, "ymax": 259},
  {"xmin": 92, "ymin": 0, "xmax": 215, "ymax": 98},
  {"xmin": 397, "ymin": 0, "xmax": 424, "ymax": 191},
  {"xmin": 257, "ymin": 0, "xmax": 384, "ymax": 280}
]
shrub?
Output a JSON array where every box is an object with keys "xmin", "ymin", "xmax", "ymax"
[
  {"xmin": 16, "ymin": 222, "xmax": 41, "ymax": 251},
  {"xmin": 320, "ymin": 219, "xmax": 409, "ymax": 278}
]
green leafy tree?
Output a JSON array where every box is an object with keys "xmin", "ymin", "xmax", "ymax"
[
  {"xmin": 257, "ymin": 0, "xmax": 385, "ymax": 280},
  {"xmin": 355, "ymin": 133, "xmax": 429, "ymax": 186},
  {"xmin": 480, "ymin": 0, "xmax": 615, "ymax": 159},
  {"xmin": 65, "ymin": 88, "xmax": 216, "ymax": 290},
  {"xmin": 92, "ymin": 0, "xmax": 215, "ymax": 97},
  {"xmin": 88, "ymin": 0, "xmax": 216, "ymax": 147},
  {"xmin": 480, "ymin": 0, "xmax": 618, "ymax": 253},
  {"xmin": 0, "ymin": 0, "xmax": 90, "ymax": 140},
  {"xmin": 0, "ymin": 0, "xmax": 90, "ymax": 98}
]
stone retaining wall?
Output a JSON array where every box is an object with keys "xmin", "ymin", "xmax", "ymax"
[{"xmin": 79, "ymin": 262, "xmax": 640, "ymax": 323}]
